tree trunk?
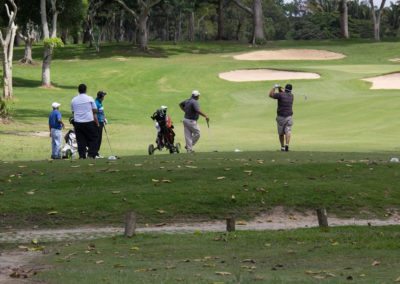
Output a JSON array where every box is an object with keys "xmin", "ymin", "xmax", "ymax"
[
  {"xmin": 21, "ymin": 39, "xmax": 34, "ymax": 64},
  {"xmin": 374, "ymin": 17, "xmax": 381, "ymax": 40},
  {"xmin": 369, "ymin": 0, "xmax": 386, "ymax": 41},
  {"xmin": 188, "ymin": 11, "xmax": 195, "ymax": 41},
  {"xmin": 119, "ymin": 10, "xmax": 125, "ymax": 42},
  {"xmin": 216, "ymin": 0, "xmax": 224, "ymax": 40},
  {"xmin": 252, "ymin": 0, "xmax": 265, "ymax": 44},
  {"xmin": 138, "ymin": 15, "xmax": 148, "ymax": 50},
  {"xmin": 61, "ymin": 28, "xmax": 68, "ymax": 44},
  {"xmin": 42, "ymin": 45, "xmax": 53, "ymax": 87},
  {"xmin": 235, "ymin": 20, "xmax": 242, "ymax": 40},
  {"xmin": 339, "ymin": 0, "xmax": 349, "ymax": 39},
  {"xmin": 2, "ymin": 48, "xmax": 13, "ymax": 99}
]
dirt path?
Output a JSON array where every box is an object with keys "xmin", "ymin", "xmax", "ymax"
[{"xmin": 0, "ymin": 208, "xmax": 398, "ymax": 283}]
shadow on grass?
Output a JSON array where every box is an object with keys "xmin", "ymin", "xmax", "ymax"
[
  {"xmin": 12, "ymin": 108, "xmax": 55, "ymax": 122},
  {"xmin": 14, "ymin": 77, "xmax": 76, "ymax": 90}
]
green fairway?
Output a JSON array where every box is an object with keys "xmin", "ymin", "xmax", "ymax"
[
  {"xmin": 2, "ymin": 40, "xmax": 400, "ymax": 160},
  {"xmin": 1, "ymin": 151, "xmax": 399, "ymax": 229},
  {"xmin": 35, "ymin": 226, "xmax": 400, "ymax": 283}
]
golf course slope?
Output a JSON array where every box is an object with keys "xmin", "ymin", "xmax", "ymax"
[{"xmin": 233, "ymin": 49, "xmax": 345, "ymax": 61}]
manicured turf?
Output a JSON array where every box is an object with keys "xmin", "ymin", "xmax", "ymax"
[
  {"xmin": 35, "ymin": 226, "xmax": 400, "ymax": 283},
  {"xmin": 1, "ymin": 151, "xmax": 399, "ymax": 229},
  {"xmin": 2, "ymin": 40, "xmax": 400, "ymax": 160}
]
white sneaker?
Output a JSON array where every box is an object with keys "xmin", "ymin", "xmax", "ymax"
[{"xmin": 95, "ymin": 155, "xmax": 104, "ymax": 159}]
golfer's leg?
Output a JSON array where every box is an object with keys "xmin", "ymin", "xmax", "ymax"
[
  {"xmin": 285, "ymin": 133, "xmax": 291, "ymax": 145},
  {"xmin": 87, "ymin": 122, "xmax": 99, "ymax": 158},
  {"xmin": 191, "ymin": 122, "xmax": 201, "ymax": 146},
  {"xmin": 74, "ymin": 123, "xmax": 87, "ymax": 159},
  {"xmin": 279, "ymin": 135, "xmax": 285, "ymax": 147},
  {"xmin": 54, "ymin": 130, "xmax": 62, "ymax": 158},
  {"xmin": 96, "ymin": 123, "xmax": 104, "ymax": 156},
  {"xmin": 183, "ymin": 119, "xmax": 193, "ymax": 151},
  {"xmin": 51, "ymin": 129, "xmax": 56, "ymax": 158}
]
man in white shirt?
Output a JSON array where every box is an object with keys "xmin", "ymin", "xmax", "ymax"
[{"xmin": 71, "ymin": 84, "xmax": 99, "ymax": 159}]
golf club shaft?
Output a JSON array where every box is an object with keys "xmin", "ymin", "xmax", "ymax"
[{"xmin": 103, "ymin": 125, "xmax": 114, "ymax": 156}]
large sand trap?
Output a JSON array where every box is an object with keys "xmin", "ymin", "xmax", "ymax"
[
  {"xmin": 219, "ymin": 69, "xmax": 320, "ymax": 82},
  {"xmin": 234, "ymin": 49, "xmax": 345, "ymax": 61},
  {"xmin": 363, "ymin": 73, "xmax": 400, "ymax": 89}
]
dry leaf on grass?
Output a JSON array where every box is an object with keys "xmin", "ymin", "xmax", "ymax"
[
  {"xmin": 185, "ymin": 165, "xmax": 197, "ymax": 169},
  {"xmin": 161, "ymin": 179, "xmax": 172, "ymax": 183},
  {"xmin": 26, "ymin": 191, "xmax": 35, "ymax": 195},
  {"xmin": 111, "ymin": 191, "xmax": 121, "ymax": 194},
  {"xmin": 236, "ymin": 221, "xmax": 247, "ymax": 225},
  {"xmin": 157, "ymin": 209, "xmax": 166, "ymax": 214},
  {"xmin": 95, "ymin": 260, "xmax": 104, "ymax": 264},
  {"xmin": 371, "ymin": 260, "xmax": 380, "ymax": 266},
  {"xmin": 217, "ymin": 176, "xmax": 226, "ymax": 180},
  {"xmin": 70, "ymin": 165, "xmax": 80, "ymax": 168},
  {"xmin": 395, "ymin": 276, "xmax": 400, "ymax": 282},
  {"xmin": 215, "ymin": 271, "xmax": 231, "ymax": 276},
  {"xmin": 130, "ymin": 246, "xmax": 140, "ymax": 251}
]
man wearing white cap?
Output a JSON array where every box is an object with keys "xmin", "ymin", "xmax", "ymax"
[
  {"xmin": 179, "ymin": 90, "xmax": 209, "ymax": 153},
  {"xmin": 48, "ymin": 102, "xmax": 65, "ymax": 159}
]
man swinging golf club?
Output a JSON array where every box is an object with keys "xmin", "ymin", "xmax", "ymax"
[
  {"xmin": 179, "ymin": 90, "xmax": 209, "ymax": 153},
  {"xmin": 269, "ymin": 83, "xmax": 294, "ymax": 152}
]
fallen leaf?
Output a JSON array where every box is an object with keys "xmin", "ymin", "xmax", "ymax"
[
  {"xmin": 185, "ymin": 165, "xmax": 197, "ymax": 169},
  {"xmin": 217, "ymin": 176, "xmax": 226, "ymax": 180},
  {"xmin": 241, "ymin": 259, "xmax": 256, "ymax": 263},
  {"xmin": 157, "ymin": 209, "xmax": 166, "ymax": 214},
  {"xmin": 161, "ymin": 179, "xmax": 172, "ymax": 183},
  {"xmin": 236, "ymin": 221, "xmax": 247, "ymax": 225},
  {"xmin": 26, "ymin": 191, "xmax": 35, "ymax": 195},
  {"xmin": 224, "ymin": 168, "xmax": 231, "ymax": 171},
  {"xmin": 111, "ymin": 191, "xmax": 121, "ymax": 194},
  {"xmin": 313, "ymin": 275, "xmax": 326, "ymax": 280},
  {"xmin": 371, "ymin": 260, "xmax": 380, "ymax": 266},
  {"xmin": 215, "ymin": 271, "xmax": 231, "ymax": 276},
  {"xmin": 47, "ymin": 211, "xmax": 58, "ymax": 215},
  {"xmin": 152, "ymin": 179, "xmax": 160, "ymax": 182},
  {"xmin": 231, "ymin": 194, "xmax": 236, "ymax": 201},
  {"xmin": 130, "ymin": 246, "xmax": 140, "ymax": 251},
  {"xmin": 95, "ymin": 260, "xmax": 104, "ymax": 264},
  {"xmin": 18, "ymin": 165, "xmax": 27, "ymax": 168},
  {"xmin": 113, "ymin": 264, "xmax": 126, "ymax": 268},
  {"xmin": 70, "ymin": 165, "xmax": 80, "ymax": 168},
  {"xmin": 395, "ymin": 276, "xmax": 400, "ymax": 282},
  {"xmin": 134, "ymin": 164, "xmax": 142, "ymax": 167},
  {"xmin": 31, "ymin": 239, "xmax": 38, "ymax": 245}
]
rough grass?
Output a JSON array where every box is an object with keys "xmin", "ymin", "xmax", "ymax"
[
  {"xmin": 1, "ymin": 151, "xmax": 399, "ymax": 229},
  {"xmin": 36, "ymin": 226, "xmax": 400, "ymax": 283},
  {"xmin": 2, "ymin": 40, "xmax": 400, "ymax": 160}
]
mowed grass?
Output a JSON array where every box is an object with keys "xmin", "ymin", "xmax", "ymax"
[
  {"xmin": 1, "ymin": 40, "xmax": 400, "ymax": 160},
  {"xmin": 1, "ymin": 151, "xmax": 399, "ymax": 229},
  {"xmin": 35, "ymin": 226, "xmax": 400, "ymax": 283}
]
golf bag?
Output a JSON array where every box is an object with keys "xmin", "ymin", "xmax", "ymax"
[
  {"xmin": 148, "ymin": 109, "xmax": 180, "ymax": 155},
  {"xmin": 61, "ymin": 129, "xmax": 78, "ymax": 159}
]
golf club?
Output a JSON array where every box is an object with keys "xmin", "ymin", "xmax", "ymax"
[{"xmin": 103, "ymin": 124, "xmax": 117, "ymax": 160}]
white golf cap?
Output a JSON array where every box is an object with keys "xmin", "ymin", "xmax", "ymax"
[
  {"xmin": 192, "ymin": 90, "xmax": 200, "ymax": 97},
  {"xmin": 52, "ymin": 102, "xmax": 61, "ymax": 108},
  {"xmin": 161, "ymin": 105, "xmax": 168, "ymax": 110}
]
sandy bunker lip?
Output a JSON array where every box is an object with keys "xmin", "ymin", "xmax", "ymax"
[
  {"xmin": 234, "ymin": 49, "xmax": 345, "ymax": 61},
  {"xmin": 219, "ymin": 69, "xmax": 320, "ymax": 82},
  {"xmin": 363, "ymin": 73, "xmax": 400, "ymax": 89}
]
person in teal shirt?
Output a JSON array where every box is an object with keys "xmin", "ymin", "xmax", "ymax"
[{"xmin": 95, "ymin": 91, "xmax": 107, "ymax": 158}]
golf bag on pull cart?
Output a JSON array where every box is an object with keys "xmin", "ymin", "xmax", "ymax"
[
  {"xmin": 61, "ymin": 129, "xmax": 78, "ymax": 159},
  {"xmin": 148, "ymin": 107, "xmax": 180, "ymax": 155}
]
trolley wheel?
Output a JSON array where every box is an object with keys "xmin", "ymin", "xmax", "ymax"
[
  {"xmin": 175, "ymin": 143, "xmax": 181, "ymax": 154},
  {"xmin": 148, "ymin": 144, "xmax": 155, "ymax": 155}
]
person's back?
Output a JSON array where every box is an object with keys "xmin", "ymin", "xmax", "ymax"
[
  {"xmin": 275, "ymin": 91, "xmax": 294, "ymax": 117},
  {"xmin": 181, "ymin": 98, "xmax": 200, "ymax": 120},
  {"xmin": 71, "ymin": 93, "xmax": 95, "ymax": 123}
]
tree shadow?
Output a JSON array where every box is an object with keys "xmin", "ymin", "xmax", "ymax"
[{"xmin": 13, "ymin": 77, "xmax": 76, "ymax": 90}]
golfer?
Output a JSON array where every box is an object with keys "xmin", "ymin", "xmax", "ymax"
[
  {"xmin": 179, "ymin": 90, "xmax": 209, "ymax": 153},
  {"xmin": 269, "ymin": 83, "xmax": 294, "ymax": 152},
  {"xmin": 48, "ymin": 102, "xmax": 65, "ymax": 159},
  {"xmin": 95, "ymin": 91, "xmax": 107, "ymax": 158},
  {"xmin": 71, "ymin": 84, "xmax": 99, "ymax": 159}
]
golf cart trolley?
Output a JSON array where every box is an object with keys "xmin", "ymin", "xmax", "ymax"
[{"xmin": 148, "ymin": 106, "xmax": 181, "ymax": 155}]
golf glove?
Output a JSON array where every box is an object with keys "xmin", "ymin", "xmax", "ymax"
[{"xmin": 104, "ymin": 118, "xmax": 108, "ymax": 125}]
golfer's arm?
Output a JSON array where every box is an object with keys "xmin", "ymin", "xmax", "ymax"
[
  {"xmin": 269, "ymin": 88, "xmax": 276, "ymax": 98},
  {"xmin": 93, "ymin": 109, "xmax": 99, "ymax": 126},
  {"xmin": 179, "ymin": 102, "xmax": 185, "ymax": 112},
  {"xmin": 198, "ymin": 110, "xmax": 209, "ymax": 119}
]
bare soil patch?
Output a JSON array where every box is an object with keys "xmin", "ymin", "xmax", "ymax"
[
  {"xmin": 363, "ymin": 73, "xmax": 400, "ymax": 89},
  {"xmin": 219, "ymin": 69, "xmax": 320, "ymax": 82},
  {"xmin": 1, "ymin": 131, "xmax": 48, "ymax": 138},
  {"xmin": 233, "ymin": 49, "xmax": 345, "ymax": 61}
]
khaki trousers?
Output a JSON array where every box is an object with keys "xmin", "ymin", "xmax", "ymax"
[{"xmin": 183, "ymin": 118, "xmax": 200, "ymax": 151}]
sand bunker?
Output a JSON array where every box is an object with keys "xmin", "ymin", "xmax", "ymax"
[
  {"xmin": 363, "ymin": 73, "xmax": 400, "ymax": 89},
  {"xmin": 389, "ymin": 58, "xmax": 400, "ymax": 62},
  {"xmin": 234, "ymin": 49, "xmax": 345, "ymax": 61},
  {"xmin": 219, "ymin": 69, "xmax": 320, "ymax": 82}
]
